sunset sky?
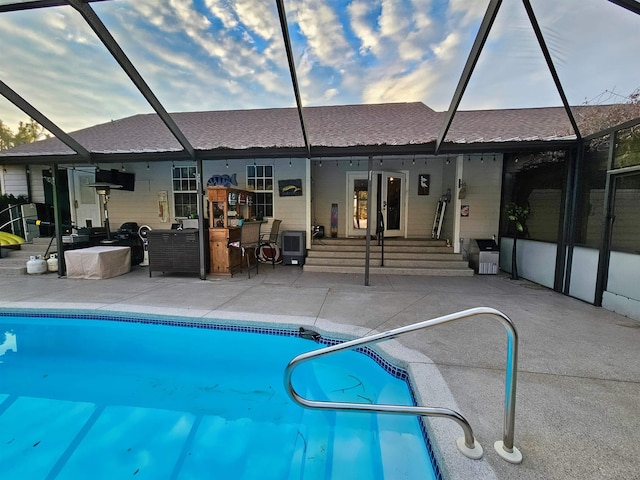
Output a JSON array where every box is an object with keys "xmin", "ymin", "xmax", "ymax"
[{"xmin": 0, "ymin": 0, "xmax": 638, "ymax": 133}]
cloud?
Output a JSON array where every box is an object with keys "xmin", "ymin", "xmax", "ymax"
[
  {"xmin": 1, "ymin": 0, "xmax": 638, "ymax": 134},
  {"xmin": 347, "ymin": 0, "xmax": 381, "ymax": 56},
  {"xmin": 290, "ymin": 0, "xmax": 353, "ymax": 66}
]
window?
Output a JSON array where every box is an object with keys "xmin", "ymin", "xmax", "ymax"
[
  {"xmin": 247, "ymin": 164, "xmax": 273, "ymax": 218},
  {"xmin": 172, "ymin": 166, "xmax": 198, "ymax": 218}
]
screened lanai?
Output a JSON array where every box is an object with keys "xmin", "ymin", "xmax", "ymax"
[
  {"xmin": 0, "ymin": 0, "xmax": 639, "ymax": 160},
  {"xmin": 0, "ymin": 1, "xmax": 639, "ymax": 317}
]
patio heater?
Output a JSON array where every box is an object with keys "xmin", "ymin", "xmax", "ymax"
[{"xmin": 85, "ymin": 182, "xmax": 122, "ymax": 241}]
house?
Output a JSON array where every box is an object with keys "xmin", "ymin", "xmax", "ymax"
[{"xmin": 1, "ymin": 101, "xmax": 638, "ymax": 321}]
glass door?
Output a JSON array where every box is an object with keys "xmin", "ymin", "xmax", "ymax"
[
  {"xmin": 346, "ymin": 171, "xmax": 406, "ymax": 238},
  {"xmin": 381, "ymin": 172, "xmax": 405, "ymax": 237},
  {"xmin": 604, "ymin": 172, "xmax": 640, "ymax": 300},
  {"xmin": 347, "ymin": 172, "xmax": 369, "ymax": 237}
]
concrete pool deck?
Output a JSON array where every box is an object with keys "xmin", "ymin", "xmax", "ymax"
[{"xmin": 1, "ymin": 265, "xmax": 638, "ymax": 480}]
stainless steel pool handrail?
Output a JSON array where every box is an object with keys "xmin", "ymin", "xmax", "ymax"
[{"xmin": 284, "ymin": 306, "xmax": 523, "ymax": 464}]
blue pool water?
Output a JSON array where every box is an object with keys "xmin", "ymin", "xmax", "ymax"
[{"xmin": 0, "ymin": 313, "xmax": 440, "ymax": 479}]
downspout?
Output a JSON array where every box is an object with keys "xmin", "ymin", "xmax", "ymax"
[{"xmin": 25, "ymin": 165, "xmax": 32, "ymax": 202}]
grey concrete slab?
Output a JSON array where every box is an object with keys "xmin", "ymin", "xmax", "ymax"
[
  {"xmin": 0, "ymin": 266, "xmax": 638, "ymax": 479},
  {"xmin": 214, "ymin": 284, "xmax": 330, "ymax": 317}
]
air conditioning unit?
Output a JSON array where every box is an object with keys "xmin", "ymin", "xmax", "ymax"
[{"xmin": 282, "ymin": 231, "xmax": 306, "ymax": 266}]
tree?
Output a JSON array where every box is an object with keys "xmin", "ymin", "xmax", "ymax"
[
  {"xmin": 573, "ymin": 89, "xmax": 640, "ymax": 137},
  {"xmin": 0, "ymin": 120, "xmax": 13, "ymax": 150},
  {"xmin": 505, "ymin": 202, "xmax": 530, "ymax": 281},
  {"xmin": 0, "ymin": 118, "xmax": 48, "ymax": 150}
]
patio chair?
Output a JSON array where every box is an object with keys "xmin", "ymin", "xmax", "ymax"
[
  {"xmin": 228, "ymin": 221, "xmax": 261, "ymax": 278},
  {"xmin": 257, "ymin": 219, "xmax": 282, "ymax": 268}
]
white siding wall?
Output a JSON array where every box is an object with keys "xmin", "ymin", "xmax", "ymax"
[
  {"xmin": 408, "ymin": 158, "xmax": 447, "ymax": 238},
  {"xmin": 104, "ymin": 163, "xmax": 171, "ymax": 230},
  {"xmin": 0, "ymin": 165, "xmax": 28, "ymax": 197},
  {"xmin": 312, "ymin": 156, "xmax": 447, "ymax": 238},
  {"xmin": 104, "ymin": 158, "xmax": 308, "ymax": 234},
  {"xmin": 457, "ymin": 155, "xmax": 503, "ymax": 254},
  {"xmin": 312, "ymin": 159, "xmax": 351, "ymax": 237}
]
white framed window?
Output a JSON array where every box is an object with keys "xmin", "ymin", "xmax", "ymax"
[
  {"xmin": 172, "ymin": 166, "xmax": 198, "ymax": 217},
  {"xmin": 247, "ymin": 164, "xmax": 273, "ymax": 218}
]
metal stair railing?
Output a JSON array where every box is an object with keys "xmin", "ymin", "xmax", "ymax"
[{"xmin": 284, "ymin": 307, "xmax": 523, "ymax": 464}]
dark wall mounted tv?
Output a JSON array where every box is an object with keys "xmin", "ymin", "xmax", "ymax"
[{"xmin": 95, "ymin": 169, "xmax": 136, "ymax": 191}]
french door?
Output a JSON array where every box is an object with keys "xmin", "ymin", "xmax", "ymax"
[{"xmin": 347, "ymin": 171, "xmax": 406, "ymax": 238}]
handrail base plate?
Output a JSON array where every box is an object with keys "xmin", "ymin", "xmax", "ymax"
[
  {"xmin": 456, "ymin": 437, "xmax": 484, "ymax": 459},
  {"xmin": 494, "ymin": 440, "xmax": 523, "ymax": 464}
]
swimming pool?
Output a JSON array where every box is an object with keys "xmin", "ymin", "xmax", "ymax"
[{"xmin": 0, "ymin": 312, "xmax": 441, "ymax": 479}]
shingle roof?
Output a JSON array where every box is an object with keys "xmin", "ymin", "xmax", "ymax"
[{"xmin": 0, "ymin": 101, "xmax": 606, "ymax": 159}]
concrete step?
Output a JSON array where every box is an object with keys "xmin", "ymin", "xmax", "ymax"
[
  {"xmin": 307, "ymin": 250, "xmax": 463, "ymax": 260},
  {"xmin": 0, "ymin": 264, "xmax": 28, "ymax": 275},
  {"xmin": 303, "ymin": 264, "xmax": 474, "ymax": 276},
  {"xmin": 310, "ymin": 244, "xmax": 453, "ymax": 254},
  {"xmin": 305, "ymin": 237, "xmax": 471, "ymax": 276},
  {"xmin": 305, "ymin": 257, "xmax": 470, "ymax": 269},
  {"xmin": 313, "ymin": 238, "xmax": 446, "ymax": 247}
]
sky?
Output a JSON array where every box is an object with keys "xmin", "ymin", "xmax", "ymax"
[{"xmin": 0, "ymin": 0, "xmax": 638, "ymax": 133}]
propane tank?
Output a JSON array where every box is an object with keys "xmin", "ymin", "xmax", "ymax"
[
  {"xmin": 27, "ymin": 255, "xmax": 47, "ymax": 274},
  {"xmin": 47, "ymin": 254, "xmax": 58, "ymax": 272}
]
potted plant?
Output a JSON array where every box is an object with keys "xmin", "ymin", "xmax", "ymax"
[{"xmin": 505, "ymin": 202, "xmax": 530, "ymax": 280}]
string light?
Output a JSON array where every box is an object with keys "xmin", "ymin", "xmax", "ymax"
[
  {"xmin": 147, "ymin": 162, "xmax": 150, "ymax": 170},
  {"xmin": 412, "ymin": 155, "xmax": 415, "ymax": 166},
  {"xmin": 289, "ymin": 158, "xmax": 292, "ymax": 167},
  {"xmin": 319, "ymin": 158, "xmax": 322, "ymax": 167},
  {"xmin": 446, "ymin": 156, "xmax": 450, "ymax": 165},
  {"xmin": 349, "ymin": 157, "xmax": 353, "ymax": 167},
  {"xmin": 515, "ymin": 155, "xmax": 519, "ymax": 163},
  {"xmin": 493, "ymin": 153, "xmax": 496, "ymax": 162},
  {"xmin": 226, "ymin": 159, "xmax": 229, "ymax": 168},
  {"xmin": 480, "ymin": 154, "xmax": 484, "ymax": 164},
  {"xmin": 121, "ymin": 163, "xmax": 125, "ymax": 171}
]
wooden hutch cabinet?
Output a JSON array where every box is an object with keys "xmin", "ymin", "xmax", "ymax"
[{"xmin": 207, "ymin": 186, "xmax": 254, "ymax": 275}]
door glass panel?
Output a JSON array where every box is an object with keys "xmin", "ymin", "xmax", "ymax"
[
  {"xmin": 610, "ymin": 174, "xmax": 640, "ymax": 254},
  {"xmin": 386, "ymin": 176, "xmax": 401, "ymax": 231},
  {"xmin": 353, "ymin": 179, "xmax": 368, "ymax": 230}
]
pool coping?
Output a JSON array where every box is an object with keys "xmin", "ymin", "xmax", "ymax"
[{"xmin": 1, "ymin": 302, "xmax": 498, "ymax": 480}]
